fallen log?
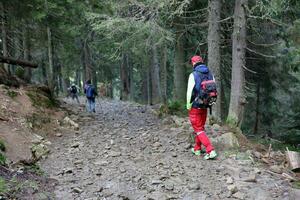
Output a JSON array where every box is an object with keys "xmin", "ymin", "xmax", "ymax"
[{"xmin": 0, "ymin": 55, "xmax": 38, "ymax": 68}]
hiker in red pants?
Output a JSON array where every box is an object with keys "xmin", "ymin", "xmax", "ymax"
[{"xmin": 186, "ymin": 55, "xmax": 217, "ymax": 159}]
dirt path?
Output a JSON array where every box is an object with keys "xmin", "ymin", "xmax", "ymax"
[{"xmin": 41, "ymin": 99, "xmax": 295, "ymax": 200}]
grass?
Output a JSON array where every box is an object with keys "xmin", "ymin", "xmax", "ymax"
[
  {"xmin": 0, "ymin": 140, "xmax": 6, "ymax": 166},
  {"xmin": 292, "ymin": 181, "xmax": 300, "ymax": 189},
  {"xmin": 159, "ymin": 100, "xmax": 187, "ymax": 117},
  {"xmin": 0, "ymin": 177, "xmax": 7, "ymax": 194},
  {"xmin": 24, "ymin": 164, "xmax": 44, "ymax": 176},
  {"xmin": 0, "ymin": 153, "xmax": 6, "ymax": 166},
  {"xmin": 0, "ymin": 177, "xmax": 8, "ymax": 197},
  {"xmin": 250, "ymin": 137, "xmax": 300, "ymax": 152},
  {"xmin": 26, "ymin": 91, "xmax": 57, "ymax": 108},
  {"xmin": 6, "ymin": 90, "xmax": 18, "ymax": 99},
  {"xmin": 0, "ymin": 140, "xmax": 5, "ymax": 152}
]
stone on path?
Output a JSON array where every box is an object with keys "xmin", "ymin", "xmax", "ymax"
[
  {"xmin": 211, "ymin": 132, "xmax": 239, "ymax": 150},
  {"xmin": 227, "ymin": 184, "xmax": 238, "ymax": 194}
]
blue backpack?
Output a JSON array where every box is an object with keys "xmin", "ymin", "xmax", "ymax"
[
  {"xmin": 86, "ymin": 85, "xmax": 95, "ymax": 98},
  {"xmin": 192, "ymin": 66, "xmax": 218, "ymax": 114}
]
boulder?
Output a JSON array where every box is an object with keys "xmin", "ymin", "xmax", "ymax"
[
  {"xmin": 171, "ymin": 116, "xmax": 186, "ymax": 127},
  {"xmin": 63, "ymin": 116, "xmax": 79, "ymax": 130},
  {"xmin": 31, "ymin": 143, "xmax": 50, "ymax": 160},
  {"xmin": 211, "ymin": 132, "xmax": 239, "ymax": 150}
]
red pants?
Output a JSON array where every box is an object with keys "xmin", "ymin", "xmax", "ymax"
[{"xmin": 189, "ymin": 108, "xmax": 214, "ymax": 153}]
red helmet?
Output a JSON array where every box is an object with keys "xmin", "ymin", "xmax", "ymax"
[{"xmin": 191, "ymin": 55, "xmax": 203, "ymax": 64}]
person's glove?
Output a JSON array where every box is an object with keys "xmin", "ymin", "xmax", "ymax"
[{"xmin": 186, "ymin": 102, "xmax": 192, "ymax": 110}]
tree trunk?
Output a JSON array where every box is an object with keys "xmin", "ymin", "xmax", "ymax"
[
  {"xmin": 120, "ymin": 53, "xmax": 130, "ymax": 101},
  {"xmin": 227, "ymin": 0, "xmax": 248, "ymax": 127},
  {"xmin": 0, "ymin": 56, "xmax": 37, "ymax": 68},
  {"xmin": 83, "ymin": 40, "xmax": 92, "ymax": 82},
  {"xmin": 23, "ymin": 25, "xmax": 32, "ymax": 83},
  {"xmin": 147, "ymin": 66, "xmax": 152, "ymax": 105},
  {"xmin": 62, "ymin": 78, "xmax": 69, "ymax": 94},
  {"xmin": 141, "ymin": 68, "xmax": 148, "ymax": 104},
  {"xmin": 47, "ymin": 26, "xmax": 54, "ymax": 91},
  {"xmin": 151, "ymin": 45, "xmax": 162, "ymax": 104},
  {"xmin": 12, "ymin": 29, "xmax": 22, "ymax": 74},
  {"xmin": 80, "ymin": 42, "xmax": 86, "ymax": 83},
  {"xmin": 173, "ymin": 30, "xmax": 186, "ymax": 102},
  {"xmin": 208, "ymin": 0, "xmax": 222, "ymax": 121},
  {"xmin": 161, "ymin": 46, "xmax": 168, "ymax": 103},
  {"xmin": 75, "ymin": 69, "xmax": 81, "ymax": 88},
  {"xmin": 128, "ymin": 59, "xmax": 135, "ymax": 101},
  {"xmin": 253, "ymin": 83, "xmax": 260, "ymax": 134},
  {"xmin": 41, "ymin": 61, "xmax": 48, "ymax": 85},
  {"xmin": 1, "ymin": 2, "xmax": 9, "ymax": 74}
]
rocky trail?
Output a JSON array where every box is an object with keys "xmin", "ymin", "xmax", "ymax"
[{"xmin": 41, "ymin": 98, "xmax": 298, "ymax": 200}]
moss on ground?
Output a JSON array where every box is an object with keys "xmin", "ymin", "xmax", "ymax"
[
  {"xmin": 6, "ymin": 90, "xmax": 18, "ymax": 99},
  {"xmin": 26, "ymin": 86, "xmax": 58, "ymax": 109}
]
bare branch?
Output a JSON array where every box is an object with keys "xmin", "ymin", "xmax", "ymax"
[
  {"xmin": 246, "ymin": 47, "xmax": 276, "ymax": 58},
  {"xmin": 242, "ymin": 65, "xmax": 258, "ymax": 74}
]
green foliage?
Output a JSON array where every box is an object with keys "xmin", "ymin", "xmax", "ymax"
[
  {"xmin": 252, "ymin": 137, "xmax": 300, "ymax": 152},
  {"xmin": 292, "ymin": 181, "xmax": 300, "ymax": 189},
  {"xmin": 6, "ymin": 90, "xmax": 18, "ymax": 99},
  {"xmin": 226, "ymin": 116, "xmax": 238, "ymax": 128},
  {"xmin": 15, "ymin": 67, "xmax": 25, "ymax": 79},
  {"xmin": 0, "ymin": 140, "xmax": 6, "ymax": 166},
  {"xmin": 0, "ymin": 153, "xmax": 6, "ymax": 166},
  {"xmin": 24, "ymin": 164, "xmax": 44, "ymax": 176},
  {"xmin": 159, "ymin": 101, "xmax": 187, "ymax": 116},
  {"xmin": 0, "ymin": 178, "xmax": 7, "ymax": 194},
  {"xmin": 0, "ymin": 140, "xmax": 5, "ymax": 152}
]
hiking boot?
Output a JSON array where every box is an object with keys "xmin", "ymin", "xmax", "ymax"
[
  {"xmin": 204, "ymin": 150, "xmax": 217, "ymax": 160},
  {"xmin": 191, "ymin": 148, "xmax": 201, "ymax": 156}
]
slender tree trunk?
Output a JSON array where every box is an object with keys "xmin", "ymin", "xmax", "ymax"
[
  {"xmin": 120, "ymin": 53, "xmax": 130, "ymax": 100},
  {"xmin": 84, "ymin": 41, "xmax": 92, "ymax": 82},
  {"xmin": 41, "ymin": 60, "xmax": 48, "ymax": 85},
  {"xmin": 1, "ymin": 2, "xmax": 9, "ymax": 74},
  {"xmin": 227, "ymin": 0, "xmax": 248, "ymax": 127},
  {"xmin": 173, "ymin": 30, "xmax": 186, "ymax": 101},
  {"xmin": 141, "ymin": 67, "xmax": 148, "ymax": 104},
  {"xmin": 80, "ymin": 42, "xmax": 86, "ymax": 82},
  {"xmin": 23, "ymin": 25, "xmax": 31, "ymax": 83},
  {"xmin": 75, "ymin": 69, "xmax": 81, "ymax": 88},
  {"xmin": 62, "ymin": 78, "xmax": 69, "ymax": 94},
  {"xmin": 151, "ymin": 45, "xmax": 162, "ymax": 104},
  {"xmin": 161, "ymin": 46, "xmax": 168, "ymax": 103},
  {"xmin": 147, "ymin": 66, "xmax": 152, "ymax": 105},
  {"xmin": 47, "ymin": 26, "xmax": 54, "ymax": 91},
  {"xmin": 12, "ymin": 29, "xmax": 22, "ymax": 74},
  {"xmin": 208, "ymin": 0, "xmax": 222, "ymax": 121},
  {"xmin": 128, "ymin": 58, "xmax": 135, "ymax": 101},
  {"xmin": 253, "ymin": 83, "xmax": 260, "ymax": 134}
]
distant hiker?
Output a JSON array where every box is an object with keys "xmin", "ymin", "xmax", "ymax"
[
  {"xmin": 84, "ymin": 80, "xmax": 97, "ymax": 113},
  {"xmin": 186, "ymin": 55, "xmax": 217, "ymax": 160},
  {"xmin": 68, "ymin": 84, "xmax": 80, "ymax": 104}
]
